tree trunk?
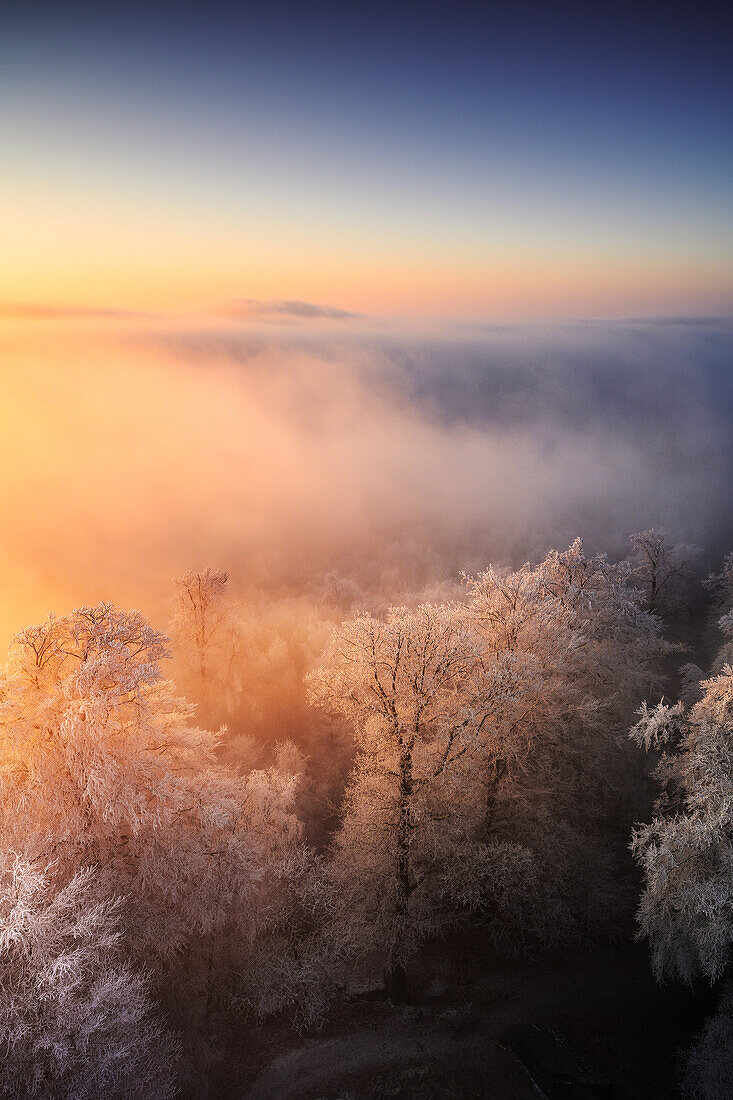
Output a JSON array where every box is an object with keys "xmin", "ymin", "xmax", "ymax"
[
  {"xmin": 384, "ymin": 962, "xmax": 409, "ymax": 1004},
  {"xmin": 485, "ymin": 756, "xmax": 507, "ymax": 835},
  {"xmin": 386, "ymin": 736, "xmax": 413, "ymax": 1004}
]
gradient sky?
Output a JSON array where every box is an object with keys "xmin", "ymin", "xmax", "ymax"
[{"xmin": 2, "ymin": 1, "xmax": 732, "ymax": 319}]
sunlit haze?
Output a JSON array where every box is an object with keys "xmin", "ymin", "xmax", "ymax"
[{"xmin": 2, "ymin": 6, "xmax": 733, "ymax": 1097}]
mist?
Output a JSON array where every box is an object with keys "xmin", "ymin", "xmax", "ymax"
[{"xmin": 0, "ymin": 316, "xmax": 730, "ymax": 652}]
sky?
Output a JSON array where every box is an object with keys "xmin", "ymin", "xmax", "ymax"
[
  {"xmin": 2, "ymin": 1, "xmax": 732, "ymax": 320},
  {"xmin": 0, "ymin": 2, "xmax": 731, "ymax": 647}
]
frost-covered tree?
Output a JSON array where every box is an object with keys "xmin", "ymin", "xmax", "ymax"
[
  {"xmin": 706, "ymin": 552, "xmax": 733, "ymax": 622},
  {"xmin": 718, "ymin": 612, "xmax": 733, "ymax": 670},
  {"xmin": 696, "ymin": 551, "xmax": 733, "ymax": 676},
  {"xmin": 628, "ymin": 528, "xmax": 700, "ymax": 617},
  {"xmin": 631, "ymin": 665, "xmax": 733, "ymax": 983},
  {"xmin": 308, "ymin": 604, "xmax": 535, "ymax": 1000},
  {"xmin": 683, "ymin": 977, "xmax": 733, "ymax": 1100},
  {"xmin": 539, "ymin": 539, "xmax": 670, "ymax": 715},
  {"xmin": 631, "ymin": 661, "xmax": 733, "ymax": 1098},
  {"xmin": 309, "ymin": 543, "xmax": 671, "ymax": 994},
  {"xmin": 679, "ymin": 662, "xmax": 705, "ymax": 708},
  {"xmin": 0, "ymin": 603, "xmax": 302, "ymax": 1023},
  {"xmin": 0, "ymin": 857, "xmax": 179, "ymax": 1100},
  {"xmin": 465, "ymin": 539, "xmax": 669, "ymax": 754},
  {"xmin": 463, "ymin": 539, "xmax": 670, "ymax": 941},
  {"xmin": 465, "ymin": 540, "xmax": 669, "ymax": 804},
  {"xmin": 238, "ymin": 844, "xmax": 337, "ymax": 1031},
  {"xmin": 462, "ymin": 553, "xmax": 582, "ymax": 827},
  {"xmin": 171, "ymin": 567, "xmax": 233, "ymax": 713}
]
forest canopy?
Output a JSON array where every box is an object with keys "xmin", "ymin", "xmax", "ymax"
[{"xmin": 1, "ymin": 530, "xmax": 731, "ymax": 1096}]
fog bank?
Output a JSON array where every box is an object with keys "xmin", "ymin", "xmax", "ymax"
[{"xmin": 0, "ymin": 316, "xmax": 730, "ymax": 647}]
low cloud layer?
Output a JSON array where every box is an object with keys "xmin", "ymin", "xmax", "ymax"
[
  {"xmin": 0, "ymin": 317, "xmax": 730, "ymax": 648},
  {"xmin": 221, "ymin": 299, "xmax": 360, "ymax": 321}
]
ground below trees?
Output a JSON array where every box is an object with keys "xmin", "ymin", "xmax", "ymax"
[{"xmin": 236, "ymin": 941, "xmax": 714, "ymax": 1099}]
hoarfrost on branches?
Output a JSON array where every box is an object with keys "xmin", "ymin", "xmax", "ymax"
[
  {"xmin": 0, "ymin": 857, "xmax": 179, "ymax": 1099},
  {"xmin": 631, "ymin": 659, "xmax": 733, "ymax": 984}
]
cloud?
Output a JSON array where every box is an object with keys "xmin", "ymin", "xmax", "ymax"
[
  {"xmin": 221, "ymin": 299, "xmax": 360, "ymax": 321},
  {"xmin": 0, "ymin": 317, "xmax": 730, "ymax": 657},
  {"xmin": 614, "ymin": 315, "xmax": 731, "ymax": 327},
  {"xmin": 138, "ymin": 316, "xmax": 733, "ymax": 556},
  {"xmin": 0, "ymin": 301, "xmax": 152, "ymax": 320}
]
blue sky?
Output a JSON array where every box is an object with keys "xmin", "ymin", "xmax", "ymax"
[{"xmin": 2, "ymin": 1, "xmax": 731, "ymax": 318}]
